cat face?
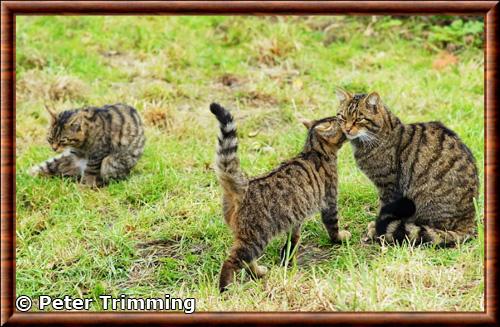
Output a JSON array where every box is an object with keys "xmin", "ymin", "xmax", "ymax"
[
  {"xmin": 45, "ymin": 106, "xmax": 86, "ymax": 152},
  {"xmin": 335, "ymin": 89, "xmax": 385, "ymax": 142},
  {"xmin": 302, "ymin": 117, "xmax": 346, "ymax": 148}
]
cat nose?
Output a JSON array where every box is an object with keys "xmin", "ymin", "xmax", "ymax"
[{"xmin": 51, "ymin": 144, "xmax": 59, "ymax": 151}]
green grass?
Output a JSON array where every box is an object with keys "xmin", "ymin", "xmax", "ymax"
[{"xmin": 16, "ymin": 16, "xmax": 484, "ymax": 311}]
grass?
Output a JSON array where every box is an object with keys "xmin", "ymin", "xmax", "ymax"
[{"xmin": 15, "ymin": 16, "xmax": 484, "ymax": 311}]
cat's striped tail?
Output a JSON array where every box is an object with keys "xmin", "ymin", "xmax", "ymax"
[
  {"xmin": 370, "ymin": 197, "xmax": 474, "ymax": 247},
  {"xmin": 210, "ymin": 103, "xmax": 248, "ymax": 203},
  {"xmin": 28, "ymin": 150, "xmax": 81, "ymax": 178}
]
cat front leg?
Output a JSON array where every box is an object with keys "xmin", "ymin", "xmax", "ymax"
[
  {"xmin": 82, "ymin": 152, "xmax": 107, "ymax": 187},
  {"xmin": 321, "ymin": 206, "xmax": 351, "ymax": 244}
]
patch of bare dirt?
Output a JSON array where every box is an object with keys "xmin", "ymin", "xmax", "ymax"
[
  {"xmin": 296, "ymin": 242, "xmax": 340, "ymax": 265},
  {"xmin": 240, "ymin": 90, "xmax": 279, "ymax": 107},
  {"xmin": 218, "ymin": 73, "xmax": 245, "ymax": 88},
  {"xmin": 119, "ymin": 238, "xmax": 210, "ymax": 288}
]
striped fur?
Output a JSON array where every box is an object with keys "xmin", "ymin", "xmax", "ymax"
[
  {"xmin": 336, "ymin": 90, "xmax": 479, "ymax": 247},
  {"xmin": 28, "ymin": 148, "xmax": 85, "ymax": 179},
  {"xmin": 210, "ymin": 103, "xmax": 248, "ymax": 210},
  {"xmin": 210, "ymin": 103, "xmax": 348, "ymax": 292},
  {"xmin": 29, "ymin": 103, "xmax": 145, "ymax": 186}
]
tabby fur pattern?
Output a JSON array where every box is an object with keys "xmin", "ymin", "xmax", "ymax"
[
  {"xmin": 336, "ymin": 89, "xmax": 479, "ymax": 247},
  {"xmin": 29, "ymin": 103, "xmax": 145, "ymax": 186},
  {"xmin": 210, "ymin": 103, "xmax": 349, "ymax": 292}
]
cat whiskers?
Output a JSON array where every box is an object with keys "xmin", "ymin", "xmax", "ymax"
[{"xmin": 358, "ymin": 131, "xmax": 380, "ymax": 149}]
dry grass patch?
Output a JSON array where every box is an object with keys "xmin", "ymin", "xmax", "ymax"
[{"xmin": 17, "ymin": 70, "xmax": 89, "ymax": 102}]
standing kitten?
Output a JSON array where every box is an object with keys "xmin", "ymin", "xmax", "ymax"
[
  {"xmin": 335, "ymin": 89, "xmax": 479, "ymax": 247},
  {"xmin": 29, "ymin": 103, "xmax": 145, "ymax": 186},
  {"xmin": 210, "ymin": 103, "xmax": 349, "ymax": 292}
]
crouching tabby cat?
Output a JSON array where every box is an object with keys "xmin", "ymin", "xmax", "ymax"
[
  {"xmin": 29, "ymin": 103, "xmax": 145, "ymax": 186},
  {"xmin": 210, "ymin": 103, "xmax": 349, "ymax": 292},
  {"xmin": 335, "ymin": 89, "xmax": 479, "ymax": 247}
]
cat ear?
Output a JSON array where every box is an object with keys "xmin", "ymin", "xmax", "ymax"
[
  {"xmin": 335, "ymin": 87, "xmax": 352, "ymax": 103},
  {"xmin": 44, "ymin": 104, "xmax": 57, "ymax": 122},
  {"xmin": 315, "ymin": 121, "xmax": 334, "ymax": 132},
  {"xmin": 366, "ymin": 92, "xmax": 380, "ymax": 106},
  {"xmin": 300, "ymin": 119, "xmax": 315, "ymax": 129}
]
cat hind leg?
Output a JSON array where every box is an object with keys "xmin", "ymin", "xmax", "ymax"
[
  {"xmin": 100, "ymin": 153, "xmax": 136, "ymax": 183},
  {"xmin": 219, "ymin": 239, "xmax": 266, "ymax": 293}
]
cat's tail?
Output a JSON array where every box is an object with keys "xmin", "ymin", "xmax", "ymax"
[
  {"xmin": 27, "ymin": 150, "xmax": 79, "ymax": 177},
  {"xmin": 210, "ymin": 103, "xmax": 248, "ymax": 203},
  {"xmin": 374, "ymin": 197, "xmax": 474, "ymax": 247}
]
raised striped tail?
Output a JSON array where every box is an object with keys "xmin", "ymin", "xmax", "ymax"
[
  {"xmin": 373, "ymin": 197, "xmax": 474, "ymax": 247},
  {"xmin": 210, "ymin": 103, "xmax": 248, "ymax": 203}
]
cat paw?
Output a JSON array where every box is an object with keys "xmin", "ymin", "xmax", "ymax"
[
  {"xmin": 367, "ymin": 221, "xmax": 376, "ymax": 237},
  {"xmin": 254, "ymin": 265, "xmax": 268, "ymax": 278},
  {"xmin": 330, "ymin": 230, "xmax": 351, "ymax": 244},
  {"xmin": 249, "ymin": 263, "xmax": 268, "ymax": 279},
  {"xmin": 361, "ymin": 221, "xmax": 377, "ymax": 244},
  {"xmin": 28, "ymin": 166, "xmax": 41, "ymax": 176},
  {"xmin": 337, "ymin": 230, "xmax": 351, "ymax": 242},
  {"xmin": 81, "ymin": 174, "xmax": 99, "ymax": 188}
]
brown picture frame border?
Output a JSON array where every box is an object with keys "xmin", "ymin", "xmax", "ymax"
[{"xmin": 1, "ymin": 1, "xmax": 498, "ymax": 326}]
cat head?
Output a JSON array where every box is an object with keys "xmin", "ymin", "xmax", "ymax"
[
  {"xmin": 301, "ymin": 116, "xmax": 346, "ymax": 154},
  {"xmin": 335, "ymin": 88, "xmax": 388, "ymax": 142},
  {"xmin": 45, "ymin": 105, "xmax": 87, "ymax": 152}
]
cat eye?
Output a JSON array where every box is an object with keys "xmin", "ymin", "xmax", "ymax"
[{"xmin": 337, "ymin": 115, "xmax": 346, "ymax": 122}]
